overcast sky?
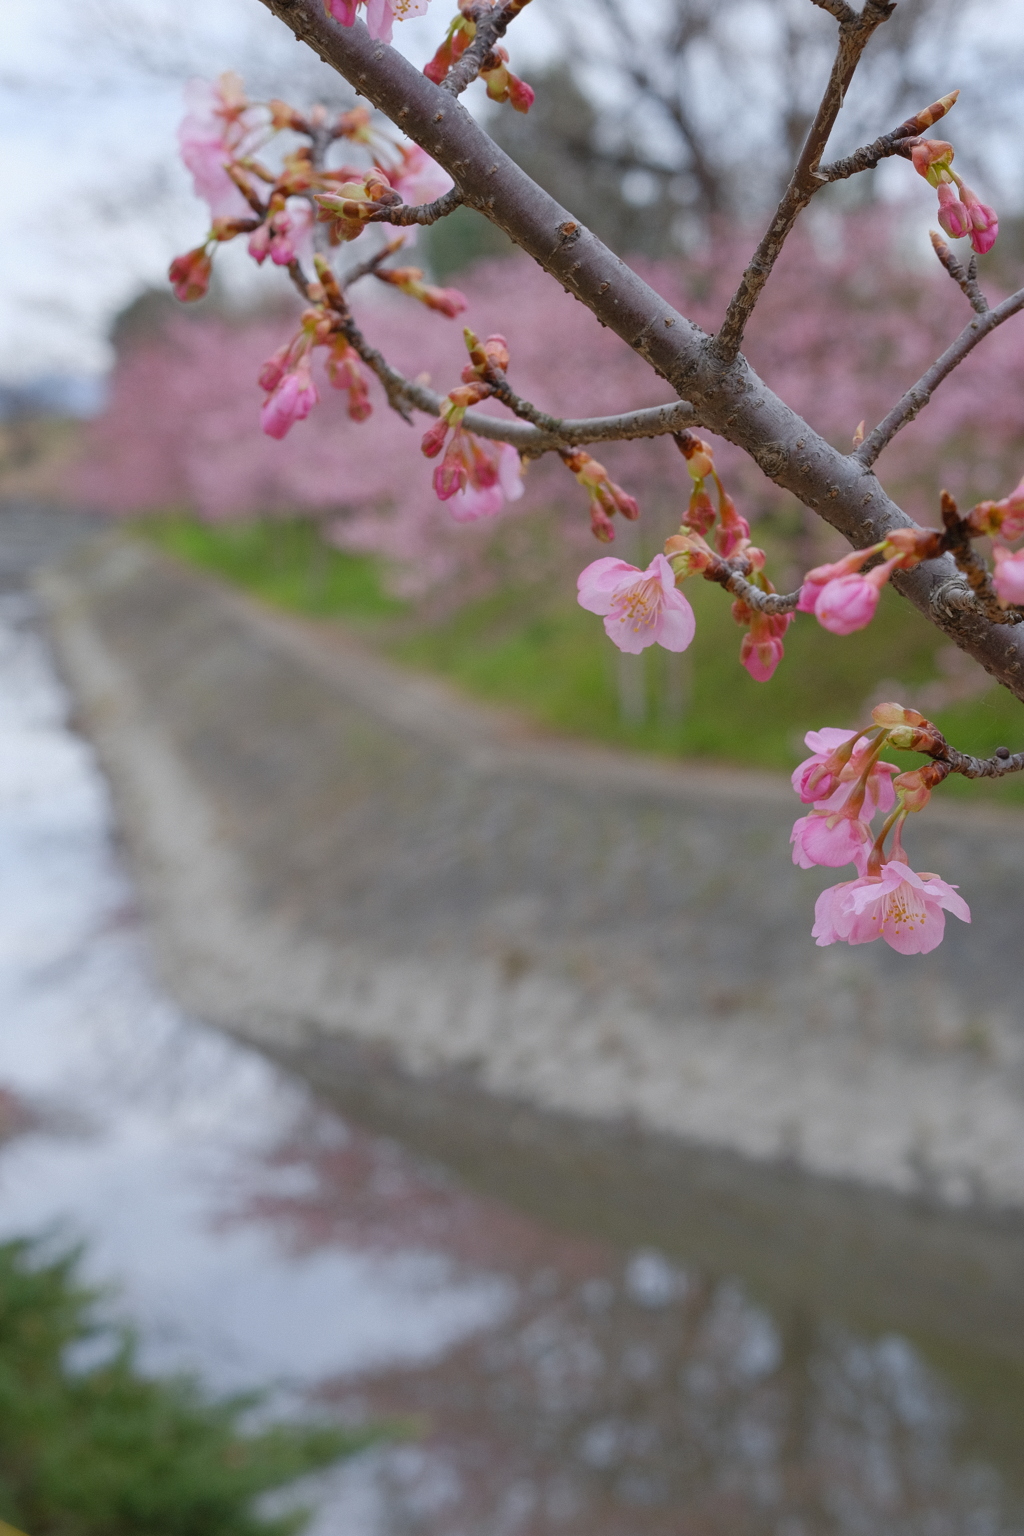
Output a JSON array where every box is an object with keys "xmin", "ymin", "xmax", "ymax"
[{"xmin": 3, "ymin": 0, "xmax": 1023, "ymax": 388}]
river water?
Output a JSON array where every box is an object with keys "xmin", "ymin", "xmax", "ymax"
[{"xmin": 1, "ymin": 538, "xmax": 1023, "ymax": 1535}]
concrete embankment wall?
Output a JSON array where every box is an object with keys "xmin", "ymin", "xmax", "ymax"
[{"xmin": 39, "ymin": 534, "xmax": 1024, "ymax": 1214}]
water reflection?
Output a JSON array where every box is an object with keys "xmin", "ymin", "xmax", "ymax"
[{"xmin": 0, "ymin": 587, "xmax": 1020, "ymax": 1535}]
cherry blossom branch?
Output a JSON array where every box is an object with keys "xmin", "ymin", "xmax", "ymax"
[
  {"xmin": 287, "ymin": 250, "xmax": 699, "ymax": 447},
  {"xmin": 250, "ymin": 0, "xmax": 1024, "ymax": 705},
  {"xmin": 439, "ymin": 0, "xmax": 532, "ymax": 96},
  {"xmin": 366, "ymin": 185, "xmax": 465, "ymax": 225},
  {"xmin": 817, "ymin": 93, "xmax": 958, "ymax": 184},
  {"xmin": 854, "ymin": 284, "xmax": 1024, "ymax": 468},
  {"xmin": 928, "ymin": 231, "xmax": 988, "ymax": 314},
  {"xmin": 713, "ymin": 0, "xmax": 895, "ymax": 363}
]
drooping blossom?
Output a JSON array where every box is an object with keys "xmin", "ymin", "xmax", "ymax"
[
  {"xmin": 260, "ymin": 360, "xmax": 319, "ymax": 439},
  {"xmin": 791, "ymin": 727, "xmax": 897, "ymax": 809},
  {"xmin": 577, "ymin": 554, "xmax": 696, "ymax": 655},
  {"xmin": 790, "ymin": 726, "xmax": 898, "ymax": 870},
  {"xmin": 739, "ymin": 608, "xmax": 790, "ymax": 681},
  {"xmin": 791, "ymin": 808, "xmax": 873, "ymax": 871},
  {"xmin": 812, "ymin": 862, "xmax": 970, "ymax": 954},
  {"xmin": 447, "ymin": 444, "xmax": 524, "ymax": 522},
  {"xmin": 799, "ymin": 548, "xmax": 902, "ymax": 635},
  {"xmin": 909, "ymin": 135, "xmax": 998, "ymax": 256},
  {"xmin": 326, "ymin": 0, "xmax": 431, "ymax": 45},
  {"xmin": 178, "ymin": 73, "xmax": 265, "ymax": 220},
  {"xmin": 992, "ymin": 545, "xmax": 1024, "ymax": 607}
]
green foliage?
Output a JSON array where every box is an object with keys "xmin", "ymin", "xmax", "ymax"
[
  {"xmin": 0, "ymin": 1238, "xmax": 373, "ymax": 1536},
  {"xmin": 139, "ymin": 515, "xmax": 1024, "ymax": 804},
  {"xmin": 145, "ymin": 515, "xmax": 403, "ymax": 624}
]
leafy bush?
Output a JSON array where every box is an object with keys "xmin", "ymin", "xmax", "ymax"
[{"xmin": 0, "ymin": 1238, "xmax": 372, "ymax": 1536}]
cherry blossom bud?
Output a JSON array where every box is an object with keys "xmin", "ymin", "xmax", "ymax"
[
  {"xmin": 684, "ymin": 488, "xmax": 716, "ymax": 536},
  {"xmin": 959, "ymin": 183, "xmax": 998, "ymax": 255},
  {"xmin": 714, "ymin": 493, "xmax": 750, "ymax": 558},
  {"xmin": 910, "ymin": 138, "xmax": 955, "ymax": 187},
  {"xmin": 992, "ymin": 545, "xmax": 1024, "ymax": 607},
  {"xmin": 260, "ymin": 361, "xmax": 319, "ymax": 439},
  {"xmin": 421, "ymin": 417, "xmax": 450, "ymax": 459},
  {"xmin": 326, "ymin": 0, "xmax": 359, "ymax": 23},
  {"xmin": 676, "ymin": 434, "xmax": 715, "ymax": 481},
  {"xmin": 871, "ymin": 702, "xmax": 945, "ymax": 753},
  {"xmin": 268, "ymin": 98, "xmax": 308, "ymax": 132},
  {"xmin": 562, "ymin": 449, "xmax": 639, "ymax": 535},
  {"xmin": 971, "ymin": 475, "xmax": 1024, "ymax": 540},
  {"xmin": 882, "ymin": 527, "xmax": 943, "ymax": 563},
  {"xmin": 664, "ymin": 531, "xmax": 714, "ymax": 579},
  {"xmin": 376, "ymin": 266, "xmax": 467, "ymax": 317},
  {"xmin": 813, "ymin": 569, "xmax": 885, "ymax": 635},
  {"xmin": 258, "ymin": 342, "xmax": 293, "ymax": 394},
  {"xmin": 325, "ymin": 338, "xmax": 372, "ymax": 421},
  {"xmin": 424, "ymin": 13, "xmax": 474, "ymax": 84},
  {"xmin": 936, "ymin": 181, "xmax": 971, "ymax": 240},
  {"xmin": 480, "ymin": 46, "xmax": 535, "ymax": 113},
  {"xmin": 168, "ymin": 245, "xmax": 213, "ymax": 302},
  {"xmin": 893, "ymin": 761, "xmax": 949, "ymax": 813}
]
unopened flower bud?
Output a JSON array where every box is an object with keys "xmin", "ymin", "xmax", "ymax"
[
  {"xmin": 168, "ymin": 245, "xmax": 213, "ymax": 302},
  {"xmin": 882, "ymin": 527, "xmax": 943, "ymax": 564},
  {"xmin": 910, "ymin": 138, "xmax": 955, "ymax": 187},
  {"xmin": 664, "ymin": 532, "xmax": 714, "ymax": 579},
  {"xmin": 894, "ymin": 762, "xmax": 949, "ymax": 812}
]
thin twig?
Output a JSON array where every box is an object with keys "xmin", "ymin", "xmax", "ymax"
[
  {"xmin": 855, "ymin": 286, "xmax": 1024, "ymax": 468},
  {"xmin": 928, "ymin": 232, "xmax": 989, "ymax": 314},
  {"xmin": 819, "ymin": 90, "xmax": 959, "ymax": 183},
  {"xmin": 285, "ymin": 257, "xmax": 698, "ymax": 446},
  {"xmin": 713, "ymin": 0, "xmax": 894, "ymax": 362},
  {"xmin": 367, "ymin": 186, "xmax": 466, "ymax": 226},
  {"xmin": 441, "ymin": 0, "xmax": 532, "ymax": 97},
  {"xmin": 706, "ymin": 563, "xmax": 802, "ymax": 615}
]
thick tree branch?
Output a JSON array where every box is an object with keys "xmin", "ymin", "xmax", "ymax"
[
  {"xmin": 855, "ymin": 285, "xmax": 1024, "ymax": 468},
  {"xmin": 255, "ymin": 1, "xmax": 1024, "ymax": 707},
  {"xmin": 713, "ymin": 0, "xmax": 895, "ymax": 362}
]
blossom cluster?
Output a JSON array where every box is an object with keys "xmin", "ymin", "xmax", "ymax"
[
  {"xmin": 910, "ymin": 136, "xmax": 998, "ymax": 255},
  {"xmin": 169, "ymin": 73, "xmax": 468, "ymax": 443},
  {"xmin": 789, "ymin": 710, "xmax": 970, "ymax": 954}
]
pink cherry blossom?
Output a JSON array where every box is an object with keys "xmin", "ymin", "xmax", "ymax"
[
  {"xmin": 260, "ymin": 364, "xmax": 319, "ymax": 439},
  {"xmin": 178, "ymin": 75, "xmax": 264, "ymax": 220},
  {"xmin": 328, "ymin": 0, "xmax": 430, "ymax": 44},
  {"xmin": 812, "ymin": 862, "xmax": 970, "ymax": 954},
  {"xmin": 577, "ymin": 554, "xmax": 696, "ymax": 655},
  {"xmin": 791, "ymin": 809, "xmax": 872, "ymax": 871},
  {"xmin": 792, "ymin": 728, "xmax": 897, "ymax": 810},
  {"xmin": 791, "ymin": 727, "xmax": 858, "ymax": 802},
  {"xmin": 992, "ymin": 545, "xmax": 1024, "ymax": 606}
]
